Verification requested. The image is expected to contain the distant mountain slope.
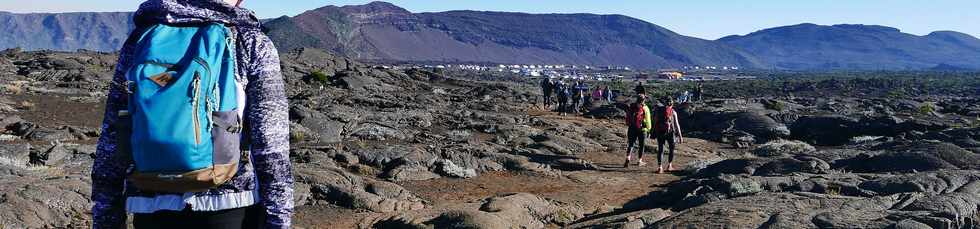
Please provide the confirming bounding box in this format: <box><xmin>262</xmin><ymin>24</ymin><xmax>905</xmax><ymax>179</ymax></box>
<box><xmin>0</xmin><ymin>11</ymin><xmax>134</xmax><ymax>51</ymax></box>
<box><xmin>262</xmin><ymin>2</ymin><xmax>764</xmax><ymax>68</ymax></box>
<box><xmin>3</xmin><ymin>2</ymin><xmax>980</xmax><ymax>71</ymax></box>
<box><xmin>719</xmin><ymin>23</ymin><xmax>980</xmax><ymax>70</ymax></box>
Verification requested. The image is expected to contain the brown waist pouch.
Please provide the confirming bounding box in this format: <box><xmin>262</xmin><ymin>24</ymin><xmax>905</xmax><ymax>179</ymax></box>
<box><xmin>128</xmin><ymin>162</ymin><xmax>239</xmax><ymax>193</ymax></box>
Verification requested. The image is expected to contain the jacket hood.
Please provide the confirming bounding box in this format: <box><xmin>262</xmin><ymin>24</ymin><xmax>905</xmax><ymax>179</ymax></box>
<box><xmin>134</xmin><ymin>0</ymin><xmax>260</xmax><ymax>28</ymax></box>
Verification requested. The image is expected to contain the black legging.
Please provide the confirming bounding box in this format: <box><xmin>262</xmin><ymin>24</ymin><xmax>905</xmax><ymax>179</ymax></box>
<box><xmin>657</xmin><ymin>133</ymin><xmax>675</xmax><ymax>165</ymax></box>
<box><xmin>572</xmin><ymin>96</ymin><xmax>581</xmax><ymax>112</ymax></box>
<box><xmin>626</xmin><ymin>128</ymin><xmax>645</xmax><ymax>159</ymax></box>
<box><xmin>134</xmin><ymin>205</ymin><xmax>265</xmax><ymax>229</ymax></box>
<box><xmin>557</xmin><ymin>93</ymin><xmax>568</xmax><ymax>112</ymax></box>
<box><xmin>543</xmin><ymin>92</ymin><xmax>552</xmax><ymax>107</ymax></box>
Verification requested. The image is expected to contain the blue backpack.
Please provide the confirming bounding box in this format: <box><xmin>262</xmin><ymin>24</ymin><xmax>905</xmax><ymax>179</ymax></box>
<box><xmin>116</xmin><ymin>23</ymin><xmax>245</xmax><ymax>193</ymax></box>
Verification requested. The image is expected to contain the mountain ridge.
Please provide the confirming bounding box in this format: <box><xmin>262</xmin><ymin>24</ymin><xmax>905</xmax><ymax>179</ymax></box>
<box><xmin>719</xmin><ymin>23</ymin><xmax>980</xmax><ymax>70</ymax></box>
<box><xmin>262</xmin><ymin>2</ymin><xmax>764</xmax><ymax>69</ymax></box>
<box><xmin>2</xmin><ymin>2</ymin><xmax>979</xmax><ymax>70</ymax></box>
<box><xmin>0</xmin><ymin>11</ymin><xmax>134</xmax><ymax>52</ymax></box>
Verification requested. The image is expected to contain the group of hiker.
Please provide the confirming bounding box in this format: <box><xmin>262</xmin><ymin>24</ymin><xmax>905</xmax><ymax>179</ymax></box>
<box><xmin>540</xmin><ymin>77</ymin><xmax>614</xmax><ymax>116</ymax></box>
<box><xmin>624</xmin><ymin>83</ymin><xmax>684</xmax><ymax>173</ymax></box>
<box><xmin>540</xmin><ymin>77</ymin><xmax>704</xmax><ymax>173</ymax></box>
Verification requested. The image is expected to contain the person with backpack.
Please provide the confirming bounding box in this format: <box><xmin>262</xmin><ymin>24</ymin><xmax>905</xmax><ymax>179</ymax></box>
<box><xmin>556</xmin><ymin>80</ymin><xmax>568</xmax><ymax>115</ymax></box>
<box><xmin>92</xmin><ymin>0</ymin><xmax>293</xmax><ymax>228</ymax></box>
<box><xmin>634</xmin><ymin>81</ymin><xmax>647</xmax><ymax>96</ymax></box>
<box><xmin>540</xmin><ymin>77</ymin><xmax>553</xmax><ymax>109</ymax></box>
<box><xmin>571</xmin><ymin>81</ymin><xmax>583</xmax><ymax>114</ymax></box>
<box><xmin>592</xmin><ymin>86</ymin><xmax>603</xmax><ymax>102</ymax></box>
<box><xmin>576</xmin><ymin>81</ymin><xmax>589</xmax><ymax>108</ymax></box>
<box><xmin>624</xmin><ymin>95</ymin><xmax>652</xmax><ymax>167</ymax></box>
<box><xmin>605</xmin><ymin>86</ymin><xmax>614</xmax><ymax>102</ymax></box>
<box><xmin>694</xmin><ymin>81</ymin><xmax>704</xmax><ymax>102</ymax></box>
<box><xmin>652</xmin><ymin>97</ymin><xmax>683</xmax><ymax>173</ymax></box>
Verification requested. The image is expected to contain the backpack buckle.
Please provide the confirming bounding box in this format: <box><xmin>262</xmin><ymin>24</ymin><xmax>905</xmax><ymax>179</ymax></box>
<box><xmin>227</xmin><ymin>125</ymin><xmax>242</xmax><ymax>133</ymax></box>
<box><xmin>114</xmin><ymin>80</ymin><xmax>136</xmax><ymax>94</ymax></box>
<box><xmin>157</xmin><ymin>174</ymin><xmax>183</xmax><ymax>180</ymax></box>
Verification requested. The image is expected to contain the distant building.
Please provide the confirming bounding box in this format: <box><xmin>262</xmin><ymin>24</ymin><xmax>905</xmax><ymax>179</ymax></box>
<box><xmin>658</xmin><ymin>70</ymin><xmax>684</xmax><ymax>79</ymax></box>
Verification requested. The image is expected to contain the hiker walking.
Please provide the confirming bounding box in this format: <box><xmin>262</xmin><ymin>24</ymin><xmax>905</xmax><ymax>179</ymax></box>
<box><xmin>624</xmin><ymin>95</ymin><xmax>652</xmax><ymax>167</ymax></box>
<box><xmin>693</xmin><ymin>81</ymin><xmax>704</xmax><ymax>102</ymax></box>
<box><xmin>592</xmin><ymin>86</ymin><xmax>603</xmax><ymax>102</ymax></box>
<box><xmin>540</xmin><ymin>77</ymin><xmax>553</xmax><ymax>109</ymax></box>
<box><xmin>556</xmin><ymin>80</ymin><xmax>569</xmax><ymax>115</ymax></box>
<box><xmin>652</xmin><ymin>97</ymin><xmax>683</xmax><ymax>173</ymax></box>
<box><xmin>677</xmin><ymin>91</ymin><xmax>691</xmax><ymax>104</ymax></box>
<box><xmin>571</xmin><ymin>81</ymin><xmax>585</xmax><ymax>114</ymax></box>
<box><xmin>92</xmin><ymin>0</ymin><xmax>293</xmax><ymax>228</ymax></box>
<box><xmin>605</xmin><ymin>86</ymin><xmax>613</xmax><ymax>102</ymax></box>
<box><xmin>634</xmin><ymin>81</ymin><xmax>647</xmax><ymax>96</ymax></box>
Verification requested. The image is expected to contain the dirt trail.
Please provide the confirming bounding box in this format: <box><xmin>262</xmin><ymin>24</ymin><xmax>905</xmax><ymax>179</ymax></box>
<box><xmin>298</xmin><ymin>108</ymin><xmax>729</xmax><ymax>228</ymax></box>
<box><xmin>10</xmin><ymin>94</ymin><xmax>105</xmax><ymax>128</ymax></box>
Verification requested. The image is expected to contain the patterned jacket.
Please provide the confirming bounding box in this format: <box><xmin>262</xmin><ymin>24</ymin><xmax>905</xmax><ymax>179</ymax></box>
<box><xmin>91</xmin><ymin>0</ymin><xmax>293</xmax><ymax>228</ymax></box>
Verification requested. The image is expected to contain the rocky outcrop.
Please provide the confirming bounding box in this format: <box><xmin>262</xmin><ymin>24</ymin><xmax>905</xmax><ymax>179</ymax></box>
<box><xmin>373</xmin><ymin>193</ymin><xmax>584</xmax><ymax>228</ymax></box>
<box><xmin>838</xmin><ymin>142</ymin><xmax>980</xmax><ymax>173</ymax></box>
<box><xmin>684</xmin><ymin>109</ymin><xmax>790</xmax><ymax>143</ymax></box>
<box><xmin>3</xmin><ymin>48</ymin><xmax>980</xmax><ymax>228</ymax></box>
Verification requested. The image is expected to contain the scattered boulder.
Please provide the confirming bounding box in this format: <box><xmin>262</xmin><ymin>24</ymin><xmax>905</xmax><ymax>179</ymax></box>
<box><xmin>0</xmin><ymin>175</ymin><xmax>93</xmax><ymax>228</ymax></box>
<box><xmin>753</xmin><ymin>140</ymin><xmax>816</xmax><ymax>157</ymax></box>
<box><xmin>350</xmin><ymin>123</ymin><xmax>406</xmax><ymax>141</ymax></box>
<box><xmin>686</xmin><ymin>110</ymin><xmax>790</xmax><ymax>143</ymax></box>
<box><xmin>24</xmin><ymin>126</ymin><xmax>77</xmax><ymax>142</ymax></box>
<box><xmin>842</xmin><ymin>142</ymin><xmax>980</xmax><ymax>173</ymax></box>
<box><xmin>0</xmin><ymin>142</ymin><xmax>31</xmax><ymax>162</ymax></box>
<box><xmin>288</xmin><ymin>122</ymin><xmax>320</xmax><ymax>143</ymax></box>
<box><xmin>791</xmin><ymin>115</ymin><xmax>860</xmax><ymax>146</ymax></box>
<box><xmin>583</xmin><ymin>104</ymin><xmax>625</xmax><ymax>119</ymax></box>
<box><xmin>29</xmin><ymin>143</ymin><xmax>70</xmax><ymax>166</ymax></box>
<box><xmin>385</xmin><ymin>163</ymin><xmax>441</xmax><ymax>182</ymax></box>
<box><xmin>374</xmin><ymin>193</ymin><xmax>584</xmax><ymax>228</ymax></box>
<box><xmin>567</xmin><ymin>208</ymin><xmax>672</xmax><ymax>229</ymax></box>
<box><xmin>296</xmin><ymin>164</ymin><xmax>425</xmax><ymax>213</ymax></box>
<box><xmin>289</xmin><ymin>106</ymin><xmax>345</xmax><ymax>143</ymax></box>
<box><xmin>859</xmin><ymin>170</ymin><xmax>980</xmax><ymax>196</ymax></box>
<box><xmin>438</xmin><ymin>159</ymin><xmax>478</xmax><ymax>179</ymax></box>
<box><xmin>654</xmin><ymin>192</ymin><xmax>902</xmax><ymax>228</ymax></box>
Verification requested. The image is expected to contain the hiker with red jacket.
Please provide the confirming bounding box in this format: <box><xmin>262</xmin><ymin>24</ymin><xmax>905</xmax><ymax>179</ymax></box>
<box><xmin>624</xmin><ymin>95</ymin><xmax>652</xmax><ymax>167</ymax></box>
<box><xmin>652</xmin><ymin>96</ymin><xmax>683</xmax><ymax>173</ymax></box>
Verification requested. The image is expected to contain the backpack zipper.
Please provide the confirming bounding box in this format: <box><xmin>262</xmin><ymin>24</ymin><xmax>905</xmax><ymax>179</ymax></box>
<box><xmin>193</xmin><ymin>57</ymin><xmax>216</xmax><ymax>132</ymax></box>
<box><xmin>144</xmin><ymin>61</ymin><xmax>174</xmax><ymax>69</ymax></box>
<box><xmin>194</xmin><ymin>57</ymin><xmax>211</xmax><ymax>78</ymax></box>
<box><xmin>192</xmin><ymin>72</ymin><xmax>202</xmax><ymax>145</ymax></box>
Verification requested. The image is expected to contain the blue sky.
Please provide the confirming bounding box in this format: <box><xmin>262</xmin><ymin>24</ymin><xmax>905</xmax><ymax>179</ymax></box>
<box><xmin>3</xmin><ymin>0</ymin><xmax>977</xmax><ymax>40</ymax></box>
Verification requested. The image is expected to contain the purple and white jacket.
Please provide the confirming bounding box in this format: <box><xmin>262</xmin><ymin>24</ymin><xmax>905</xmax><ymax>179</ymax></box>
<box><xmin>91</xmin><ymin>0</ymin><xmax>293</xmax><ymax>228</ymax></box>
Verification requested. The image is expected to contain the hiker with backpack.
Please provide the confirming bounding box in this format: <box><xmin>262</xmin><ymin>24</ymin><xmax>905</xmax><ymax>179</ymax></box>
<box><xmin>556</xmin><ymin>80</ymin><xmax>569</xmax><ymax>115</ymax></box>
<box><xmin>652</xmin><ymin>96</ymin><xmax>683</xmax><ymax>173</ymax></box>
<box><xmin>624</xmin><ymin>95</ymin><xmax>652</xmax><ymax>167</ymax></box>
<box><xmin>571</xmin><ymin>81</ymin><xmax>584</xmax><ymax>114</ymax></box>
<box><xmin>694</xmin><ymin>81</ymin><xmax>704</xmax><ymax>102</ymax></box>
<box><xmin>605</xmin><ymin>86</ymin><xmax>614</xmax><ymax>102</ymax></box>
<box><xmin>576</xmin><ymin>81</ymin><xmax>589</xmax><ymax>106</ymax></box>
<box><xmin>592</xmin><ymin>86</ymin><xmax>603</xmax><ymax>102</ymax></box>
<box><xmin>634</xmin><ymin>81</ymin><xmax>647</xmax><ymax>96</ymax></box>
<box><xmin>92</xmin><ymin>0</ymin><xmax>293</xmax><ymax>228</ymax></box>
<box><xmin>541</xmin><ymin>77</ymin><xmax>553</xmax><ymax>109</ymax></box>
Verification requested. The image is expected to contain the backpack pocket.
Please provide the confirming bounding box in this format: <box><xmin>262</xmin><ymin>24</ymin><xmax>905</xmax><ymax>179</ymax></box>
<box><xmin>113</xmin><ymin>110</ymin><xmax>133</xmax><ymax>163</ymax></box>
<box><xmin>209</xmin><ymin>110</ymin><xmax>242</xmax><ymax>184</ymax></box>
